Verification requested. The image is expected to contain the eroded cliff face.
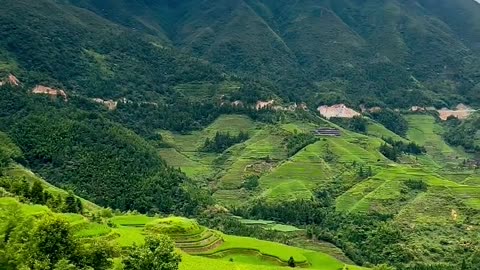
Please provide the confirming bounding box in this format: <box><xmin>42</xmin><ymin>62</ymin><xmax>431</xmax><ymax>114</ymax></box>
<box><xmin>317</xmin><ymin>104</ymin><xmax>360</xmax><ymax>119</ymax></box>
<box><xmin>0</xmin><ymin>74</ymin><xmax>20</xmax><ymax>87</ymax></box>
<box><xmin>437</xmin><ymin>104</ymin><xmax>477</xmax><ymax>121</ymax></box>
<box><xmin>32</xmin><ymin>85</ymin><xmax>68</xmax><ymax>101</ymax></box>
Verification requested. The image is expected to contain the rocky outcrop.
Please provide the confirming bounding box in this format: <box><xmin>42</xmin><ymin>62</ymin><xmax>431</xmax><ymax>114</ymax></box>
<box><xmin>92</xmin><ymin>98</ymin><xmax>118</xmax><ymax>110</ymax></box>
<box><xmin>32</xmin><ymin>85</ymin><xmax>68</xmax><ymax>101</ymax></box>
<box><xmin>0</xmin><ymin>74</ymin><xmax>20</xmax><ymax>87</ymax></box>
<box><xmin>318</xmin><ymin>104</ymin><xmax>360</xmax><ymax>119</ymax></box>
<box><xmin>437</xmin><ymin>104</ymin><xmax>476</xmax><ymax>121</ymax></box>
<box><xmin>256</xmin><ymin>100</ymin><xmax>275</xmax><ymax>110</ymax></box>
<box><xmin>231</xmin><ymin>100</ymin><xmax>244</xmax><ymax>107</ymax></box>
<box><xmin>360</xmin><ymin>105</ymin><xmax>381</xmax><ymax>113</ymax></box>
<box><xmin>273</xmin><ymin>102</ymin><xmax>308</xmax><ymax>112</ymax></box>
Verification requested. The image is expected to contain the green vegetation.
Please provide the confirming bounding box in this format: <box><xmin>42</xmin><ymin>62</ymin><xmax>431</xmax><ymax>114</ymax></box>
<box><xmin>284</xmin><ymin>132</ymin><xmax>318</xmax><ymax>157</ymax></box>
<box><xmin>0</xmin><ymin>88</ymin><xmax>206</xmax><ymax>215</ymax></box>
<box><xmin>330</xmin><ymin>116</ymin><xmax>368</xmax><ymax>134</ymax></box>
<box><xmin>443</xmin><ymin>113</ymin><xmax>480</xmax><ymax>152</ymax></box>
<box><xmin>369</xmin><ymin>110</ymin><xmax>409</xmax><ymax>137</ymax></box>
<box><xmin>0</xmin><ymin>193</ymin><xmax>365</xmax><ymax>270</ymax></box>
<box><xmin>145</xmin><ymin>217</ymin><xmax>201</xmax><ymax>235</ymax></box>
<box><xmin>0</xmin><ymin>0</ymin><xmax>480</xmax><ymax>269</ymax></box>
<box><xmin>123</xmin><ymin>234</ymin><xmax>181</xmax><ymax>270</ymax></box>
<box><xmin>201</xmin><ymin>131</ymin><xmax>250</xmax><ymax>153</ymax></box>
<box><xmin>379</xmin><ymin>137</ymin><xmax>426</xmax><ymax>161</ymax></box>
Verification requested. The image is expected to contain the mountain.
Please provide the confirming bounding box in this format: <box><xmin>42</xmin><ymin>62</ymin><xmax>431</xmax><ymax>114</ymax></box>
<box><xmin>1</xmin><ymin>0</ymin><xmax>480</xmax><ymax>108</ymax></box>
<box><xmin>63</xmin><ymin>0</ymin><xmax>480</xmax><ymax>107</ymax></box>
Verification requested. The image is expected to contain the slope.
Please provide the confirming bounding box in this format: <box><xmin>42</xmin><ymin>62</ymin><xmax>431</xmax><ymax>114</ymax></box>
<box><xmin>64</xmin><ymin>0</ymin><xmax>480</xmax><ymax>106</ymax></box>
<box><xmin>0</xmin><ymin>158</ymin><xmax>367</xmax><ymax>270</ymax></box>
<box><xmin>0</xmin><ymin>85</ymin><xmax>202</xmax><ymax>215</ymax></box>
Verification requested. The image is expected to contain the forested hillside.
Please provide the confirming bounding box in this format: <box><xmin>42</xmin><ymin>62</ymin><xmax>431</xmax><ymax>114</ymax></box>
<box><xmin>0</xmin><ymin>0</ymin><xmax>479</xmax><ymax>108</ymax></box>
<box><xmin>0</xmin><ymin>86</ymin><xmax>206</xmax><ymax>215</ymax></box>
<box><xmin>65</xmin><ymin>0</ymin><xmax>480</xmax><ymax>107</ymax></box>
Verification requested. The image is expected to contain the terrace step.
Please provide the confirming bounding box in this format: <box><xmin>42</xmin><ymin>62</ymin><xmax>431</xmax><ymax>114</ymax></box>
<box><xmin>175</xmin><ymin>231</ymin><xmax>221</xmax><ymax>248</ymax></box>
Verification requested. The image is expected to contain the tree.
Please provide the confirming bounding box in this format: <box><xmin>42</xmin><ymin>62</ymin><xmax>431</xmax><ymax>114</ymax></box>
<box><xmin>29</xmin><ymin>180</ymin><xmax>45</xmax><ymax>204</ymax></box>
<box><xmin>370</xmin><ymin>109</ymin><xmax>408</xmax><ymax>137</ymax></box>
<box><xmin>5</xmin><ymin>214</ymin><xmax>77</xmax><ymax>269</ymax></box>
<box><xmin>288</xmin><ymin>256</ymin><xmax>296</xmax><ymax>268</ymax></box>
<box><xmin>373</xmin><ymin>264</ymin><xmax>396</xmax><ymax>270</ymax></box>
<box><xmin>349</xmin><ymin>116</ymin><xmax>367</xmax><ymax>133</ymax></box>
<box><xmin>64</xmin><ymin>190</ymin><xmax>82</xmax><ymax>213</ymax></box>
<box><xmin>54</xmin><ymin>259</ymin><xmax>78</xmax><ymax>270</ymax></box>
<box><xmin>2</xmin><ymin>212</ymin><xmax>116</xmax><ymax>270</ymax></box>
<box><xmin>124</xmin><ymin>234</ymin><xmax>181</xmax><ymax>270</ymax></box>
<box><xmin>243</xmin><ymin>175</ymin><xmax>259</xmax><ymax>191</ymax></box>
<box><xmin>0</xmin><ymin>150</ymin><xmax>9</xmax><ymax>170</ymax></box>
<box><xmin>74</xmin><ymin>239</ymin><xmax>116</xmax><ymax>270</ymax></box>
<box><xmin>75</xmin><ymin>198</ymin><xmax>83</xmax><ymax>214</ymax></box>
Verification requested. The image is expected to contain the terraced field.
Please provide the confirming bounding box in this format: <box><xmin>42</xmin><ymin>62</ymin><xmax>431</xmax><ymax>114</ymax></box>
<box><xmin>3</xmin><ymin>111</ymin><xmax>479</xmax><ymax>269</ymax></box>
<box><xmin>0</xmin><ymin>198</ymin><xmax>365</xmax><ymax>270</ymax></box>
<box><xmin>405</xmin><ymin>114</ymin><xmax>471</xmax><ymax>167</ymax></box>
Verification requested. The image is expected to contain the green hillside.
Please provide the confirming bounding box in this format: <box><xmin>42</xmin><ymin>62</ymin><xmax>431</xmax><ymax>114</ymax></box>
<box><xmin>0</xmin><ymin>162</ymin><xmax>365</xmax><ymax>270</ymax></box>
<box><xmin>63</xmin><ymin>0</ymin><xmax>480</xmax><ymax>107</ymax></box>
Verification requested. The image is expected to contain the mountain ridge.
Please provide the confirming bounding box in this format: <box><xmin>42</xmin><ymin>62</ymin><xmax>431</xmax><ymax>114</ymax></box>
<box><xmin>6</xmin><ymin>0</ymin><xmax>478</xmax><ymax>108</ymax></box>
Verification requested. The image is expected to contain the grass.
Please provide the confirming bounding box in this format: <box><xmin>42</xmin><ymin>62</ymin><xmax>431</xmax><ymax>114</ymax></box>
<box><xmin>237</xmin><ymin>219</ymin><xmax>276</xmax><ymax>225</ymax></box>
<box><xmin>405</xmin><ymin>115</ymin><xmax>470</xmax><ymax>166</ymax></box>
<box><xmin>336</xmin><ymin>165</ymin><xmax>464</xmax><ymax>213</ymax></box>
<box><xmin>0</xmin><ymin>197</ymin><xmax>49</xmax><ymax>216</ymax></box>
<box><xmin>180</xmin><ymin>252</ymin><xmax>292</xmax><ymax>270</ymax></box>
<box><xmin>159</xmin><ymin>114</ymin><xmax>261</xmax><ymax>190</ymax></box>
<box><xmin>75</xmin><ymin>223</ymin><xmax>111</xmax><ymax>238</ymax></box>
<box><xmin>203</xmin><ymin>234</ymin><xmax>365</xmax><ymax>270</ymax></box>
<box><xmin>160</xmin><ymin>114</ymin><xmax>257</xmax><ymax>153</ymax></box>
<box><xmin>237</xmin><ymin>218</ymin><xmax>302</xmax><ymax>232</ymax></box>
<box><xmin>112</xmin><ymin>226</ymin><xmax>145</xmax><ymax>247</ymax></box>
<box><xmin>366</xmin><ymin>118</ymin><xmax>406</xmax><ymax>142</ymax></box>
<box><xmin>217</xmin><ymin>127</ymin><xmax>287</xmax><ymax>191</ymax></box>
<box><xmin>158</xmin><ymin>148</ymin><xmax>214</xmax><ymax>179</ymax></box>
<box><xmin>146</xmin><ymin>217</ymin><xmax>201</xmax><ymax>235</ymax></box>
<box><xmin>0</xmin><ymin>193</ymin><xmax>367</xmax><ymax>270</ymax></box>
<box><xmin>110</xmin><ymin>215</ymin><xmax>157</xmax><ymax>227</ymax></box>
<box><xmin>268</xmin><ymin>224</ymin><xmax>303</xmax><ymax>232</ymax></box>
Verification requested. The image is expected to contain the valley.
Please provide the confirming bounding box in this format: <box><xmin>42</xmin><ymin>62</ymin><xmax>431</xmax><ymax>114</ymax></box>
<box><xmin>1</xmin><ymin>0</ymin><xmax>480</xmax><ymax>269</ymax></box>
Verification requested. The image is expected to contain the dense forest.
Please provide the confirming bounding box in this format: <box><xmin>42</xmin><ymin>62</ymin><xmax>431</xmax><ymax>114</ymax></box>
<box><xmin>443</xmin><ymin>114</ymin><xmax>480</xmax><ymax>153</ymax></box>
<box><xmin>1</xmin><ymin>0</ymin><xmax>480</xmax><ymax>108</ymax></box>
<box><xmin>0</xmin><ymin>86</ymin><xmax>208</xmax><ymax>215</ymax></box>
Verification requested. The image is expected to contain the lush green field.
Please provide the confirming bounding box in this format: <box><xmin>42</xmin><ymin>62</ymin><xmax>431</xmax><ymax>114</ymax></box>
<box><xmin>0</xmin><ymin>195</ymin><xmax>365</xmax><ymax>270</ymax></box>
<box><xmin>405</xmin><ymin>114</ymin><xmax>471</xmax><ymax>166</ymax></box>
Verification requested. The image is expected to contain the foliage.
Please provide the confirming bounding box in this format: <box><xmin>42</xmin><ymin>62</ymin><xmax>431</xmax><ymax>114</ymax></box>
<box><xmin>0</xmin><ymin>213</ymin><xmax>114</xmax><ymax>270</ymax></box>
<box><xmin>403</xmin><ymin>180</ymin><xmax>428</xmax><ymax>192</ymax></box>
<box><xmin>443</xmin><ymin>114</ymin><xmax>480</xmax><ymax>153</ymax></box>
<box><xmin>370</xmin><ymin>110</ymin><xmax>408</xmax><ymax>137</ymax></box>
<box><xmin>284</xmin><ymin>133</ymin><xmax>318</xmax><ymax>157</ymax></box>
<box><xmin>288</xmin><ymin>256</ymin><xmax>295</xmax><ymax>268</ymax></box>
<box><xmin>380</xmin><ymin>138</ymin><xmax>426</xmax><ymax>161</ymax></box>
<box><xmin>197</xmin><ymin>210</ymin><xmax>291</xmax><ymax>245</ymax></box>
<box><xmin>0</xmin><ymin>178</ymin><xmax>83</xmax><ymax>214</ymax></box>
<box><xmin>123</xmin><ymin>234</ymin><xmax>181</xmax><ymax>270</ymax></box>
<box><xmin>242</xmin><ymin>175</ymin><xmax>260</xmax><ymax>191</ymax></box>
<box><xmin>330</xmin><ymin>116</ymin><xmax>367</xmax><ymax>134</ymax></box>
<box><xmin>201</xmin><ymin>131</ymin><xmax>249</xmax><ymax>153</ymax></box>
<box><xmin>145</xmin><ymin>217</ymin><xmax>200</xmax><ymax>235</ymax></box>
<box><xmin>0</xmin><ymin>88</ymin><xmax>206</xmax><ymax>215</ymax></box>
